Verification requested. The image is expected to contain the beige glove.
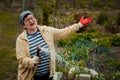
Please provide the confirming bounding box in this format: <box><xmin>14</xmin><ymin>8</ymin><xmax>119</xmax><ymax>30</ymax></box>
<box><xmin>31</xmin><ymin>56</ymin><xmax>40</xmax><ymax>65</ymax></box>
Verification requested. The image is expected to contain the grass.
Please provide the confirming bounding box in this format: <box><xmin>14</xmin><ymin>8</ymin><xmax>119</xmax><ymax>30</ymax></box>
<box><xmin>0</xmin><ymin>48</ymin><xmax>18</xmax><ymax>80</ymax></box>
<box><xmin>0</xmin><ymin>11</ymin><xmax>18</xmax><ymax>25</ymax></box>
<box><xmin>0</xmin><ymin>10</ymin><xmax>18</xmax><ymax>80</ymax></box>
<box><xmin>0</xmin><ymin>11</ymin><xmax>19</xmax><ymax>36</ymax></box>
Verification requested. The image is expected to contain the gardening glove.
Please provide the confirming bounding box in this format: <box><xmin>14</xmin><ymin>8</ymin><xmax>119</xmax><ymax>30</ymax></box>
<box><xmin>79</xmin><ymin>16</ymin><xmax>93</xmax><ymax>26</ymax></box>
<box><xmin>31</xmin><ymin>56</ymin><xmax>40</xmax><ymax>65</ymax></box>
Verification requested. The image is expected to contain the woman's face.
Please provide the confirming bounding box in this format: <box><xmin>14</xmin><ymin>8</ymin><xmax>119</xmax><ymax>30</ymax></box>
<box><xmin>23</xmin><ymin>14</ymin><xmax>37</xmax><ymax>31</ymax></box>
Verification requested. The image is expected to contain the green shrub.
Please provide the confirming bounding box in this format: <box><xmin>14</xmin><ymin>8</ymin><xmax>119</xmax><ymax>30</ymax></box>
<box><xmin>56</xmin><ymin>65</ymin><xmax>69</xmax><ymax>74</ymax></box>
<box><xmin>68</xmin><ymin>60</ymin><xmax>89</xmax><ymax>75</ymax></box>
<box><xmin>79</xmin><ymin>1</ymin><xmax>89</xmax><ymax>8</ymax></box>
<box><xmin>105</xmin><ymin>72</ymin><xmax>120</xmax><ymax>80</ymax></box>
<box><xmin>116</xmin><ymin>12</ymin><xmax>120</xmax><ymax>25</ymax></box>
<box><xmin>43</xmin><ymin>10</ymin><xmax>49</xmax><ymax>25</ymax></box>
<box><xmin>109</xmin><ymin>60</ymin><xmax>120</xmax><ymax>71</ymax></box>
<box><xmin>87</xmin><ymin>27</ymin><xmax>103</xmax><ymax>37</ymax></box>
<box><xmin>37</xmin><ymin>1</ymin><xmax>55</xmax><ymax>25</ymax></box>
<box><xmin>111</xmin><ymin>72</ymin><xmax>120</xmax><ymax>80</ymax></box>
<box><xmin>91</xmin><ymin>0</ymin><xmax>104</xmax><ymax>8</ymax></box>
<box><xmin>107</xmin><ymin>1</ymin><xmax>115</xmax><ymax>8</ymax></box>
<box><xmin>111</xmin><ymin>35</ymin><xmax>120</xmax><ymax>46</ymax></box>
<box><xmin>103</xmin><ymin>18</ymin><xmax>119</xmax><ymax>33</ymax></box>
<box><xmin>62</xmin><ymin>4</ymin><xmax>69</xmax><ymax>9</ymax></box>
<box><xmin>96</xmin><ymin>12</ymin><xmax>109</xmax><ymax>25</ymax></box>
<box><xmin>58</xmin><ymin>31</ymin><xmax>102</xmax><ymax>47</ymax></box>
<box><xmin>58</xmin><ymin>33</ymin><xmax>83</xmax><ymax>47</ymax></box>
<box><xmin>92</xmin><ymin>73</ymin><xmax>105</xmax><ymax>80</ymax></box>
<box><xmin>88</xmin><ymin>28</ymin><xmax>99</xmax><ymax>33</ymax></box>
<box><xmin>97</xmin><ymin>37</ymin><xmax>111</xmax><ymax>47</ymax></box>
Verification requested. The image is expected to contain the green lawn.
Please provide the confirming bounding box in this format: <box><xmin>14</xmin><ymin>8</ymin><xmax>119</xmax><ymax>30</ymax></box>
<box><xmin>0</xmin><ymin>11</ymin><xmax>19</xmax><ymax>80</ymax></box>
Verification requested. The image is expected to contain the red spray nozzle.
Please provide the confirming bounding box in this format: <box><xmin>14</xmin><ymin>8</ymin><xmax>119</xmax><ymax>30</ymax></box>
<box><xmin>37</xmin><ymin>46</ymin><xmax>41</xmax><ymax>50</ymax></box>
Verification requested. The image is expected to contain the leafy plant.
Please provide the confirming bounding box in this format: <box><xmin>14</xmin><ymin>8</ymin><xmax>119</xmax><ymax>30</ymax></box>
<box><xmin>58</xmin><ymin>32</ymin><xmax>102</xmax><ymax>47</ymax></box>
<box><xmin>67</xmin><ymin>60</ymin><xmax>89</xmax><ymax>75</ymax></box>
<box><xmin>116</xmin><ymin>12</ymin><xmax>120</xmax><ymax>25</ymax></box>
<box><xmin>91</xmin><ymin>0</ymin><xmax>104</xmax><ymax>8</ymax></box>
<box><xmin>107</xmin><ymin>1</ymin><xmax>114</xmax><ymax>8</ymax></box>
<box><xmin>37</xmin><ymin>1</ymin><xmax>55</xmax><ymax>25</ymax></box>
<box><xmin>97</xmin><ymin>37</ymin><xmax>111</xmax><ymax>47</ymax></box>
<box><xmin>96</xmin><ymin>12</ymin><xmax>108</xmax><ymax>25</ymax></box>
<box><xmin>56</xmin><ymin>65</ymin><xmax>69</xmax><ymax>74</ymax></box>
<box><xmin>111</xmin><ymin>72</ymin><xmax>120</xmax><ymax>80</ymax></box>
<box><xmin>111</xmin><ymin>35</ymin><xmax>120</xmax><ymax>46</ymax></box>
<box><xmin>79</xmin><ymin>1</ymin><xmax>89</xmax><ymax>8</ymax></box>
<box><xmin>92</xmin><ymin>73</ymin><xmax>105</xmax><ymax>80</ymax></box>
<box><xmin>109</xmin><ymin>60</ymin><xmax>120</xmax><ymax>71</ymax></box>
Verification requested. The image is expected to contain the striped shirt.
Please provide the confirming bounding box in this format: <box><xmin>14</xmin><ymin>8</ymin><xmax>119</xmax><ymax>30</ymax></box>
<box><xmin>27</xmin><ymin>29</ymin><xmax>50</xmax><ymax>76</ymax></box>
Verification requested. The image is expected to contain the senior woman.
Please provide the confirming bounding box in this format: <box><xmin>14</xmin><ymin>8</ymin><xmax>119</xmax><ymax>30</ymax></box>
<box><xmin>16</xmin><ymin>10</ymin><xmax>92</xmax><ymax>80</ymax></box>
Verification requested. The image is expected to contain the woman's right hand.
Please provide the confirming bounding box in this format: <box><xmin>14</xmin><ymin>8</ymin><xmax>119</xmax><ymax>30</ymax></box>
<box><xmin>31</xmin><ymin>56</ymin><xmax>40</xmax><ymax>65</ymax></box>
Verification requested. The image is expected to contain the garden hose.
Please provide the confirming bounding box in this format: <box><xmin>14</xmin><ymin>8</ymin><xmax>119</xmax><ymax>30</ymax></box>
<box><xmin>30</xmin><ymin>46</ymin><xmax>41</xmax><ymax>80</ymax></box>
